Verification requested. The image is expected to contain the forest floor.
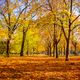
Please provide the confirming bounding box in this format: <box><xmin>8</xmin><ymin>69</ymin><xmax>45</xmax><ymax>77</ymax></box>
<box><xmin>0</xmin><ymin>56</ymin><xmax>80</xmax><ymax>80</ymax></box>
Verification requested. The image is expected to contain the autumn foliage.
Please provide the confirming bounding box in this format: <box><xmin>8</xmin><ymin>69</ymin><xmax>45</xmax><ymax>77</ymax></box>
<box><xmin>0</xmin><ymin>0</ymin><xmax>80</xmax><ymax>79</ymax></box>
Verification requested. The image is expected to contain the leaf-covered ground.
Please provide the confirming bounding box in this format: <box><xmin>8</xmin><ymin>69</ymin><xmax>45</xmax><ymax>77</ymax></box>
<box><xmin>0</xmin><ymin>56</ymin><xmax>80</xmax><ymax>80</ymax></box>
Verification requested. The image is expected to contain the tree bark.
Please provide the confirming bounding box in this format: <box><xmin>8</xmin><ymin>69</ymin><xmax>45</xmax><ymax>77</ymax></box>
<box><xmin>47</xmin><ymin>47</ymin><xmax>49</xmax><ymax>55</ymax></box>
<box><xmin>20</xmin><ymin>28</ymin><xmax>26</xmax><ymax>56</ymax></box>
<box><xmin>73</xmin><ymin>43</ymin><xmax>77</xmax><ymax>55</ymax></box>
<box><xmin>74</xmin><ymin>44</ymin><xmax>77</xmax><ymax>55</ymax></box>
<box><xmin>26</xmin><ymin>41</ymin><xmax>29</xmax><ymax>56</ymax></box>
<box><xmin>60</xmin><ymin>47</ymin><xmax>62</xmax><ymax>56</ymax></box>
<box><xmin>49</xmin><ymin>43</ymin><xmax>52</xmax><ymax>56</ymax></box>
<box><xmin>55</xmin><ymin>43</ymin><xmax>58</xmax><ymax>58</ymax></box>
<box><xmin>64</xmin><ymin>45</ymin><xmax>66</xmax><ymax>55</ymax></box>
<box><xmin>65</xmin><ymin>38</ymin><xmax>69</xmax><ymax>61</ymax></box>
<box><xmin>6</xmin><ymin>31</ymin><xmax>11</xmax><ymax>57</ymax></box>
<box><xmin>53</xmin><ymin>23</ymin><xmax>56</xmax><ymax>57</ymax></box>
<box><xmin>53</xmin><ymin>41</ymin><xmax>55</xmax><ymax>57</ymax></box>
<box><xmin>6</xmin><ymin>39</ymin><xmax>10</xmax><ymax>57</ymax></box>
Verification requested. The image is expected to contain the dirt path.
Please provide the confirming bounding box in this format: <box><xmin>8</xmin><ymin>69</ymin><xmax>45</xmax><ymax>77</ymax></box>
<box><xmin>0</xmin><ymin>57</ymin><xmax>80</xmax><ymax>80</ymax></box>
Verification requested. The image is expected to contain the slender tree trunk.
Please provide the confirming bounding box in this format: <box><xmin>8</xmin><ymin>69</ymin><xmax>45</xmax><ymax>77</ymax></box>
<box><xmin>6</xmin><ymin>39</ymin><xmax>10</xmax><ymax>57</ymax></box>
<box><xmin>65</xmin><ymin>1</ymin><xmax>72</xmax><ymax>60</ymax></box>
<box><xmin>53</xmin><ymin>42</ymin><xmax>55</xmax><ymax>57</ymax></box>
<box><xmin>20</xmin><ymin>28</ymin><xmax>26</xmax><ymax>56</ymax></box>
<box><xmin>74</xmin><ymin>43</ymin><xmax>77</xmax><ymax>55</ymax></box>
<box><xmin>74</xmin><ymin>45</ymin><xmax>77</xmax><ymax>55</ymax></box>
<box><xmin>47</xmin><ymin>47</ymin><xmax>49</xmax><ymax>55</ymax></box>
<box><xmin>55</xmin><ymin>43</ymin><xmax>58</xmax><ymax>58</ymax></box>
<box><xmin>26</xmin><ymin>41</ymin><xmax>29</xmax><ymax>56</ymax></box>
<box><xmin>53</xmin><ymin>23</ymin><xmax>56</xmax><ymax>57</ymax></box>
<box><xmin>60</xmin><ymin>47</ymin><xmax>62</xmax><ymax>56</ymax></box>
<box><xmin>65</xmin><ymin>38</ymin><xmax>69</xmax><ymax>61</ymax></box>
<box><xmin>49</xmin><ymin>43</ymin><xmax>52</xmax><ymax>56</ymax></box>
<box><xmin>26</xmin><ymin>50</ymin><xmax>28</xmax><ymax>55</ymax></box>
<box><xmin>6</xmin><ymin>32</ymin><xmax>11</xmax><ymax>57</ymax></box>
<box><xmin>6</xmin><ymin>0</ymin><xmax>11</xmax><ymax>57</ymax></box>
<box><xmin>64</xmin><ymin>45</ymin><xmax>66</xmax><ymax>55</ymax></box>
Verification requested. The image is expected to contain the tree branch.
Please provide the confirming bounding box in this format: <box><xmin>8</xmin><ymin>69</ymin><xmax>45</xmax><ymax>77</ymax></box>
<box><xmin>56</xmin><ymin>17</ymin><xmax>68</xmax><ymax>41</ymax></box>
<box><xmin>71</xmin><ymin>15</ymin><xmax>80</xmax><ymax>25</ymax></box>
<box><xmin>13</xmin><ymin>3</ymin><xmax>30</xmax><ymax>29</ymax></box>
<box><xmin>47</xmin><ymin>0</ymin><xmax>53</xmax><ymax>12</ymax></box>
<box><xmin>71</xmin><ymin>24</ymin><xmax>80</xmax><ymax>31</ymax></box>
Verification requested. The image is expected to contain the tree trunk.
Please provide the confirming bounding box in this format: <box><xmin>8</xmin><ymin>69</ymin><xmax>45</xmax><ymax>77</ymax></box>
<box><xmin>6</xmin><ymin>32</ymin><xmax>11</xmax><ymax>57</ymax></box>
<box><xmin>64</xmin><ymin>45</ymin><xmax>66</xmax><ymax>55</ymax></box>
<box><xmin>74</xmin><ymin>43</ymin><xmax>77</xmax><ymax>55</ymax></box>
<box><xmin>53</xmin><ymin>23</ymin><xmax>56</xmax><ymax>57</ymax></box>
<box><xmin>65</xmin><ymin>8</ymin><xmax>71</xmax><ymax>61</ymax></box>
<box><xmin>65</xmin><ymin>0</ymin><xmax>73</xmax><ymax>61</ymax></box>
<box><xmin>47</xmin><ymin>47</ymin><xmax>49</xmax><ymax>55</ymax></box>
<box><xmin>53</xmin><ymin>42</ymin><xmax>55</xmax><ymax>57</ymax></box>
<box><xmin>60</xmin><ymin>47</ymin><xmax>62</xmax><ymax>56</ymax></box>
<box><xmin>65</xmin><ymin>39</ymin><xmax>69</xmax><ymax>61</ymax></box>
<box><xmin>55</xmin><ymin>43</ymin><xmax>58</xmax><ymax>58</ymax></box>
<box><xmin>26</xmin><ymin>50</ymin><xmax>28</xmax><ymax>55</ymax></box>
<box><xmin>49</xmin><ymin>43</ymin><xmax>52</xmax><ymax>56</ymax></box>
<box><xmin>20</xmin><ymin>28</ymin><xmax>26</xmax><ymax>56</ymax></box>
<box><xmin>6</xmin><ymin>39</ymin><xmax>10</xmax><ymax>57</ymax></box>
<box><xmin>26</xmin><ymin>40</ymin><xmax>29</xmax><ymax>55</ymax></box>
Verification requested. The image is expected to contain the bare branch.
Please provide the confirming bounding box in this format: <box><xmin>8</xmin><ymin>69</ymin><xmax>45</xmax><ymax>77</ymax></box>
<box><xmin>71</xmin><ymin>15</ymin><xmax>80</xmax><ymax>25</ymax></box>
<box><xmin>56</xmin><ymin>17</ymin><xmax>68</xmax><ymax>41</ymax></box>
<box><xmin>13</xmin><ymin>3</ymin><xmax>30</xmax><ymax>28</ymax></box>
<box><xmin>71</xmin><ymin>24</ymin><xmax>80</xmax><ymax>31</ymax></box>
<box><xmin>47</xmin><ymin>0</ymin><xmax>53</xmax><ymax>11</ymax></box>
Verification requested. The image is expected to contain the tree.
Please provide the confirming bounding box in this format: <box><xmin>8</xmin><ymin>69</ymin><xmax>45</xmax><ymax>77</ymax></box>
<box><xmin>0</xmin><ymin>0</ymin><xmax>32</xmax><ymax>56</ymax></box>
<box><xmin>59</xmin><ymin>0</ymin><xmax>80</xmax><ymax>61</ymax></box>
<box><xmin>0</xmin><ymin>0</ymin><xmax>42</xmax><ymax>57</ymax></box>
<box><xmin>20</xmin><ymin>20</ymin><xmax>29</xmax><ymax>56</ymax></box>
<box><xmin>43</xmin><ymin>0</ymin><xmax>62</xmax><ymax>58</ymax></box>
